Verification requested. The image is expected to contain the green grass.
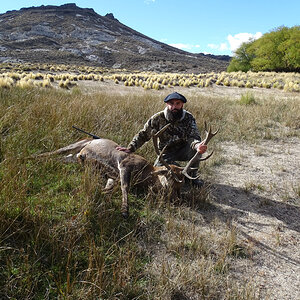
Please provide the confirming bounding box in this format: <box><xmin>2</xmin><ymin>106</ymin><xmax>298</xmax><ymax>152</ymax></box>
<box><xmin>0</xmin><ymin>83</ymin><xmax>298</xmax><ymax>299</ymax></box>
<box><xmin>239</xmin><ymin>92</ymin><xmax>257</xmax><ymax>105</ymax></box>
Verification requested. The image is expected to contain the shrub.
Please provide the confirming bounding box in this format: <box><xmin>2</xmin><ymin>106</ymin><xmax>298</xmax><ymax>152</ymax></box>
<box><xmin>42</xmin><ymin>79</ymin><xmax>52</xmax><ymax>88</ymax></box>
<box><xmin>245</xmin><ymin>81</ymin><xmax>253</xmax><ymax>88</ymax></box>
<box><xmin>239</xmin><ymin>92</ymin><xmax>257</xmax><ymax>105</ymax></box>
<box><xmin>16</xmin><ymin>78</ymin><xmax>34</xmax><ymax>88</ymax></box>
<box><xmin>0</xmin><ymin>77</ymin><xmax>14</xmax><ymax>88</ymax></box>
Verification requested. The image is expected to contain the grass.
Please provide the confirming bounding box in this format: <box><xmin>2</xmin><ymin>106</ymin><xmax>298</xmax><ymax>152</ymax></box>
<box><xmin>1</xmin><ymin>62</ymin><xmax>300</xmax><ymax>91</ymax></box>
<box><xmin>0</xmin><ymin>82</ymin><xmax>298</xmax><ymax>299</ymax></box>
<box><xmin>239</xmin><ymin>92</ymin><xmax>257</xmax><ymax>105</ymax></box>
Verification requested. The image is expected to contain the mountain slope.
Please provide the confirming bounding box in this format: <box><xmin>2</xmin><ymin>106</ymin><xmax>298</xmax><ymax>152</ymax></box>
<box><xmin>0</xmin><ymin>3</ymin><xmax>230</xmax><ymax>72</ymax></box>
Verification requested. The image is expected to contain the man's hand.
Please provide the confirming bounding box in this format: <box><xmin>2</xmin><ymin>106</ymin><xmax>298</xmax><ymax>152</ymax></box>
<box><xmin>116</xmin><ymin>146</ymin><xmax>131</xmax><ymax>153</ymax></box>
<box><xmin>197</xmin><ymin>142</ymin><xmax>207</xmax><ymax>154</ymax></box>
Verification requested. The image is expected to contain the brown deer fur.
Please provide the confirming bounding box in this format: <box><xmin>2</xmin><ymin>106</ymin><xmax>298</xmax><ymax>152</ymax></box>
<box><xmin>36</xmin><ymin>123</ymin><xmax>217</xmax><ymax>217</ymax></box>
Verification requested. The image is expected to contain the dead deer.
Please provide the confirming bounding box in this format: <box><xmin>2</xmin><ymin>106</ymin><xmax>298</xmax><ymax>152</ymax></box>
<box><xmin>36</xmin><ymin>122</ymin><xmax>218</xmax><ymax>218</ymax></box>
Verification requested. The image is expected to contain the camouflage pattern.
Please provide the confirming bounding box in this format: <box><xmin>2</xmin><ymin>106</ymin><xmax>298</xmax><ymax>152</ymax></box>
<box><xmin>127</xmin><ymin>108</ymin><xmax>202</xmax><ymax>153</ymax></box>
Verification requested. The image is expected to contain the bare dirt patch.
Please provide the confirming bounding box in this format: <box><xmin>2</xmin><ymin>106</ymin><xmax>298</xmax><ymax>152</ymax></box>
<box><xmin>211</xmin><ymin>138</ymin><xmax>300</xmax><ymax>299</ymax></box>
<box><xmin>145</xmin><ymin>137</ymin><xmax>299</xmax><ymax>299</ymax></box>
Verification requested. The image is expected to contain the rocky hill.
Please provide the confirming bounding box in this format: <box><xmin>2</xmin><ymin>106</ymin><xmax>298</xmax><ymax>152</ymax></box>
<box><xmin>0</xmin><ymin>3</ymin><xmax>231</xmax><ymax>73</ymax></box>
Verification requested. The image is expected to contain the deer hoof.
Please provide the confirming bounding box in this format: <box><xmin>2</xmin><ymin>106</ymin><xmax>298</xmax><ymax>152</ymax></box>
<box><xmin>122</xmin><ymin>208</ymin><xmax>129</xmax><ymax>219</ymax></box>
<box><xmin>104</xmin><ymin>178</ymin><xmax>115</xmax><ymax>191</ymax></box>
<box><xmin>122</xmin><ymin>211</ymin><xmax>129</xmax><ymax>219</ymax></box>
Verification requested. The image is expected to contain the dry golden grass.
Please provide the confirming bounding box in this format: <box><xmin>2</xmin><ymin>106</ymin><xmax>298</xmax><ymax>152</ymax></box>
<box><xmin>1</xmin><ymin>62</ymin><xmax>300</xmax><ymax>92</ymax></box>
<box><xmin>0</xmin><ymin>69</ymin><xmax>299</xmax><ymax>299</ymax></box>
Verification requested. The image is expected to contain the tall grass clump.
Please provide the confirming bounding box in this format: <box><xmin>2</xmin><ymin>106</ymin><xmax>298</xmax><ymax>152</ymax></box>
<box><xmin>239</xmin><ymin>92</ymin><xmax>257</xmax><ymax>105</ymax></box>
<box><xmin>0</xmin><ymin>76</ymin><xmax>14</xmax><ymax>88</ymax></box>
<box><xmin>1</xmin><ymin>84</ymin><xmax>298</xmax><ymax>298</ymax></box>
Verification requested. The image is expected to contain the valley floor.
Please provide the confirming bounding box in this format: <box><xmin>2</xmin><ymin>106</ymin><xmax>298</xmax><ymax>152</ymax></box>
<box><xmin>78</xmin><ymin>81</ymin><xmax>300</xmax><ymax>299</ymax></box>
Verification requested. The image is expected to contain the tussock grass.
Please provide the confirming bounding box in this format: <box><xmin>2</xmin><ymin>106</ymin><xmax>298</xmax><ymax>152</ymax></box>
<box><xmin>239</xmin><ymin>92</ymin><xmax>257</xmax><ymax>105</ymax></box>
<box><xmin>1</xmin><ymin>62</ymin><xmax>300</xmax><ymax>92</ymax></box>
<box><xmin>0</xmin><ymin>84</ymin><xmax>298</xmax><ymax>299</ymax></box>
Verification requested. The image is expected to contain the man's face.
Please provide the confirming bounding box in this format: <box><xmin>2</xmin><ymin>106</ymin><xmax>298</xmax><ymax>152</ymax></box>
<box><xmin>165</xmin><ymin>99</ymin><xmax>184</xmax><ymax>112</ymax></box>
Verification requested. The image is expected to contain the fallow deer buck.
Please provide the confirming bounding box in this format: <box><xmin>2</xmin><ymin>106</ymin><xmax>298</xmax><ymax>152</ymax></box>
<box><xmin>37</xmin><ymin>122</ymin><xmax>218</xmax><ymax>218</ymax></box>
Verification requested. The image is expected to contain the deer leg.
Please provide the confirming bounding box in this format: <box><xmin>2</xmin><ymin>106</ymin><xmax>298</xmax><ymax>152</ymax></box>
<box><xmin>103</xmin><ymin>178</ymin><xmax>115</xmax><ymax>192</ymax></box>
<box><xmin>119</xmin><ymin>165</ymin><xmax>131</xmax><ymax>218</ymax></box>
<box><xmin>62</xmin><ymin>153</ymin><xmax>78</xmax><ymax>163</ymax></box>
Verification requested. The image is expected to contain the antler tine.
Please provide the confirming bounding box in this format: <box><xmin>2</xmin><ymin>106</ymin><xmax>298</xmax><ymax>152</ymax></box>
<box><xmin>181</xmin><ymin>152</ymin><xmax>201</xmax><ymax>180</ymax></box>
<box><xmin>202</xmin><ymin>121</ymin><xmax>219</xmax><ymax>145</ymax></box>
<box><xmin>157</xmin><ymin>145</ymin><xmax>172</xmax><ymax>171</ymax></box>
<box><xmin>181</xmin><ymin>150</ymin><xmax>214</xmax><ymax>180</ymax></box>
<box><xmin>157</xmin><ymin>145</ymin><xmax>183</xmax><ymax>183</ymax></box>
<box><xmin>204</xmin><ymin>120</ymin><xmax>209</xmax><ymax>133</ymax></box>
<box><xmin>152</xmin><ymin>123</ymin><xmax>183</xmax><ymax>183</ymax></box>
<box><xmin>199</xmin><ymin>150</ymin><xmax>214</xmax><ymax>161</ymax></box>
<box><xmin>152</xmin><ymin>123</ymin><xmax>172</xmax><ymax>155</ymax></box>
<box><xmin>181</xmin><ymin>122</ymin><xmax>219</xmax><ymax>180</ymax></box>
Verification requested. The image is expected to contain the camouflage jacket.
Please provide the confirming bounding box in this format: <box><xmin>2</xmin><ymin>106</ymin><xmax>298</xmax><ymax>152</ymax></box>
<box><xmin>127</xmin><ymin>107</ymin><xmax>201</xmax><ymax>152</ymax></box>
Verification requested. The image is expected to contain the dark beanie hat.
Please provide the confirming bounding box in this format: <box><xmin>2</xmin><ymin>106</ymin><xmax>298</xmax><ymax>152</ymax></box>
<box><xmin>164</xmin><ymin>92</ymin><xmax>187</xmax><ymax>103</ymax></box>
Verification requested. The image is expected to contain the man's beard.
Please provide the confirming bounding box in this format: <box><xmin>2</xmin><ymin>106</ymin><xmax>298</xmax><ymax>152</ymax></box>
<box><xmin>166</xmin><ymin>108</ymin><xmax>184</xmax><ymax>122</ymax></box>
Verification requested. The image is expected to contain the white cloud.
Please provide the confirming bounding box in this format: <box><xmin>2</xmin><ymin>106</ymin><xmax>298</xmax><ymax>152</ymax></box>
<box><xmin>144</xmin><ymin>0</ymin><xmax>155</xmax><ymax>3</ymax></box>
<box><xmin>207</xmin><ymin>43</ymin><xmax>219</xmax><ymax>49</ymax></box>
<box><xmin>207</xmin><ymin>32</ymin><xmax>262</xmax><ymax>54</ymax></box>
<box><xmin>219</xmin><ymin>43</ymin><xmax>229</xmax><ymax>51</ymax></box>
<box><xmin>208</xmin><ymin>42</ymin><xmax>228</xmax><ymax>51</ymax></box>
<box><xmin>227</xmin><ymin>32</ymin><xmax>262</xmax><ymax>52</ymax></box>
<box><xmin>166</xmin><ymin>31</ymin><xmax>263</xmax><ymax>54</ymax></box>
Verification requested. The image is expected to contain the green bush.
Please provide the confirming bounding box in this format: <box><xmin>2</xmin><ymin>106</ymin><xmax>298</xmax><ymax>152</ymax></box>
<box><xmin>239</xmin><ymin>92</ymin><xmax>257</xmax><ymax>105</ymax></box>
<box><xmin>228</xmin><ymin>26</ymin><xmax>300</xmax><ymax>73</ymax></box>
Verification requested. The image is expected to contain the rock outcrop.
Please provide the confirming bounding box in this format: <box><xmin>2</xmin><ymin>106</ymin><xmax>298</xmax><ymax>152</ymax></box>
<box><xmin>0</xmin><ymin>3</ymin><xmax>231</xmax><ymax>72</ymax></box>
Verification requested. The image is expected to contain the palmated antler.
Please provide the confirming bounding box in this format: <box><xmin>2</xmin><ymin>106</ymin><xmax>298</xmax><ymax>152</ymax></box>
<box><xmin>152</xmin><ymin>123</ymin><xmax>183</xmax><ymax>183</ymax></box>
<box><xmin>181</xmin><ymin>121</ymin><xmax>219</xmax><ymax>180</ymax></box>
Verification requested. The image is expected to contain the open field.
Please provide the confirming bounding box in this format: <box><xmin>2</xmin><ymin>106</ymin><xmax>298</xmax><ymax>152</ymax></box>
<box><xmin>0</xmin><ymin>71</ymin><xmax>299</xmax><ymax>299</ymax></box>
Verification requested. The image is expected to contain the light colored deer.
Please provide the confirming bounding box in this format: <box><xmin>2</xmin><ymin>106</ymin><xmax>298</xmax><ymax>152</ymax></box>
<box><xmin>36</xmin><ymin>123</ymin><xmax>218</xmax><ymax>218</ymax></box>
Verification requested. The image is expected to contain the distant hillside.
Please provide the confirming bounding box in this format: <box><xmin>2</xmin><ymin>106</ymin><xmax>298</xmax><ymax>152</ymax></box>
<box><xmin>0</xmin><ymin>3</ymin><xmax>231</xmax><ymax>73</ymax></box>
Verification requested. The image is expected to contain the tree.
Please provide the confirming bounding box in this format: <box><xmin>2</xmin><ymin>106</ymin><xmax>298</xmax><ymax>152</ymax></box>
<box><xmin>227</xmin><ymin>26</ymin><xmax>300</xmax><ymax>72</ymax></box>
<box><xmin>278</xmin><ymin>26</ymin><xmax>300</xmax><ymax>71</ymax></box>
<box><xmin>227</xmin><ymin>40</ymin><xmax>255</xmax><ymax>72</ymax></box>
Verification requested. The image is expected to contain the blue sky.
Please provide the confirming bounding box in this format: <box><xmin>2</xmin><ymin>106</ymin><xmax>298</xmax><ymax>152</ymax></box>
<box><xmin>1</xmin><ymin>0</ymin><xmax>299</xmax><ymax>56</ymax></box>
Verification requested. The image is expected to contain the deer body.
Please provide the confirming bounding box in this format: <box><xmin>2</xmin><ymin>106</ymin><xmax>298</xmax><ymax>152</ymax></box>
<box><xmin>81</xmin><ymin>139</ymin><xmax>158</xmax><ymax>217</ymax></box>
<box><xmin>40</xmin><ymin>137</ymin><xmax>183</xmax><ymax>217</ymax></box>
<box><xmin>37</xmin><ymin>123</ymin><xmax>218</xmax><ymax>217</ymax></box>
